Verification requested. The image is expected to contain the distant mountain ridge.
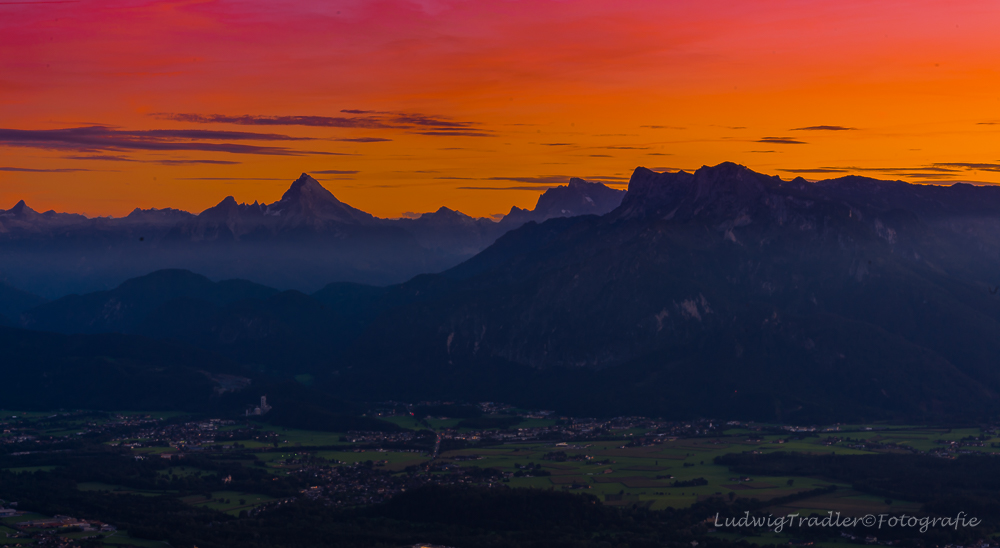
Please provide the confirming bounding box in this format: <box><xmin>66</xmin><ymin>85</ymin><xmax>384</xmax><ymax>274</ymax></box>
<box><xmin>15</xmin><ymin>162</ymin><xmax>1000</xmax><ymax>422</ymax></box>
<box><xmin>0</xmin><ymin>174</ymin><xmax>624</xmax><ymax>297</ymax></box>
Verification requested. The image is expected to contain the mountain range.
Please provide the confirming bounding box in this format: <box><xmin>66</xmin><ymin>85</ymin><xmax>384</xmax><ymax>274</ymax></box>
<box><xmin>5</xmin><ymin>162</ymin><xmax>1000</xmax><ymax>422</ymax></box>
<box><xmin>0</xmin><ymin>175</ymin><xmax>624</xmax><ymax>298</ymax></box>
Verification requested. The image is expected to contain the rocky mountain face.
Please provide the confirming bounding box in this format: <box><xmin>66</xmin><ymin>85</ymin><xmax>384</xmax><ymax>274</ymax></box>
<box><xmin>0</xmin><ymin>174</ymin><xmax>621</xmax><ymax>297</ymax></box>
<box><xmin>395</xmin><ymin>179</ymin><xmax>625</xmax><ymax>255</ymax></box>
<box><xmin>13</xmin><ymin>162</ymin><xmax>1000</xmax><ymax>422</ymax></box>
<box><xmin>333</xmin><ymin>163</ymin><xmax>1000</xmax><ymax>421</ymax></box>
<box><xmin>498</xmin><ymin>177</ymin><xmax>625</xmax><ymax>229</ymax></box>
<box><xmin>393</xmin><ymin>207</ymin><xmax>501</xmax><ymax>256</ymax></box>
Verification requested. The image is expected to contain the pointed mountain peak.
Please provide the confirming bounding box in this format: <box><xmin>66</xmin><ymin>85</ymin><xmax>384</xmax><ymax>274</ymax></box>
<box><xmin>278</xmin><ymin>173</ymin><xmax>341</xmax><ymax>205</ymax></box>
<box><xmin>266</xmin><ymin>173</ymin><xmax>375</xmax><ymax>225</ymax></box>
<box><xmin>7</xmin><ymin>200</ymin><xmax>38</xmax><ymax>217</ymax></box>
<box><xmin>196</xmin><ymin>195</ymin><xmax>241</xmax><ymax>218</ymax></box>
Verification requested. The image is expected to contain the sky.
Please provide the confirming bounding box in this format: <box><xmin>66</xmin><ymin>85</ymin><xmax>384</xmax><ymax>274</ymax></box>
<box><xmin>2</xmin><ymin>0</ymin><xmax>1000</xmax><ymax>218</ymax></box>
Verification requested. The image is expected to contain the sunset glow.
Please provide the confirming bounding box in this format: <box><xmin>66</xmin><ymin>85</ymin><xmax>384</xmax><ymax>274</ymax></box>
<box><xmin>3</xmin><ymin>0</ymin><xmax>1000</xmax><ymax>218</ymax></box>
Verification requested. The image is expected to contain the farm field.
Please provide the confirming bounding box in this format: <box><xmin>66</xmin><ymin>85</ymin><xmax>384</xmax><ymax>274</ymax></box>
<box><xmin>5</xmin><ymin>408</ymin><xmax>1000</xmax><ymax>520</ymax></box>
<box><xmin>179</xmin><ymin>491</ymin><xmax>277</xmax><ymax>515</ymax></box>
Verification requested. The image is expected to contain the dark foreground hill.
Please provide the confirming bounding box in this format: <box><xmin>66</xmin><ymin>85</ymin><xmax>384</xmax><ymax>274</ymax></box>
<box><xmin>0</xmin><ymin>325</ymin><xmax>400</xmax><ymax>431</ymax></box>
<box><xmin>20</xmin><ymin>269</ymin><xmax>377</xmax><ymax>372</ymax></box>
<box><xmin>15</xmin><ymin>163</ymin><xmax>1000</xmax><ymax>422</ymax></box>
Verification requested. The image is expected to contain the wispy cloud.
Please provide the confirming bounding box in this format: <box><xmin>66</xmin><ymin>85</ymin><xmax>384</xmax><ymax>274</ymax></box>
<box><xmin>411</xmin><ymin>130</ymin><xmax>492</xmax><ymax>138</ymax></box>
<box><xmin>932</xmin><ymin>162</ymin><xmax>1000</xmax><ymax>172</ymax></box>
<box><xmin>334</xmin><ymin>137</ymin><xmax>392</xmax><ymax>142</ymax></box>
<box><xmin>311</xmin><ymin>170</ymin><xmax>359</xmax><ymax>175</ymax></box>
<box><xmin>457</xmin><ymin>186</ymin><xmax>556</xmax><ymax>191</ymax></box>
<box><xmin>136</xmin><ymin>129</ymin><xmax>311</xmax><ymax>141</ymax></box>
<box><xmin>648</xmin><ymin>167</ymin><xmax>694</xmax><ymax>173</ymax></box>
<box><xmin>175</xmin><ymin>177</ymin><xmax>287</xmax><ymax>181</ymax></box>
<box><xmin>641</xmin><ymin>125</ymin><xmax>685</xmax><ymax>130</ymax></box>
<box><xmin>155</xmin><ymin>110</ymin><xmax>489</xmax><ymax>136</ymax></box>
<box><xmin>156</xmin><ymin>159</ymin><xmax>242</xmax><ymax>165</ymax></box>
<box><xmin>63</xmin><ymin>155</ymin><xmax>240</xmax><ymax>165</ymax></box>
<box><xmin>0</xmin><ymin>166</ymin><xmax>93</xmax><ymax>172</ymax></box>
<box><xmin>778</xmin><ymin>168</ymin><xmax>849</xmax><ymax>173</ymax></box>
<box><xmin>158</xmin><ymin>113</ymin><xmax>389</xmax><ymax>129</ymax></box>
<box><xmin>757</xmin><ymin>137</ymin><xmax>808</xmax><ymax>144</ymax></box>
<box><xmin>64</xmin><ymin>154</ymin><xmax>135</xmax><ymax>161</ymax></box>
<box><xmin>486</xmin><ymin>174</ymin><xmax>628</xmax><ymax>185</ymax></box>
<box><xmin>783</xmin><ymin>163</ymin><xmax>1000</xmax><ymax>180</ymax></box>
<box><xmin>487</xmin><ymin>175</ymin><xmax>571</xmax><ymax>185</ymax></box>
<box><xmin>0</xmin><ymin>126</ymin><xmax>334</xmax><ymax>155</ymax></box>
<box><xmin>790</xmin><ymin>125</ymin><xmax>857</xmax><ymax>131</ymax></box>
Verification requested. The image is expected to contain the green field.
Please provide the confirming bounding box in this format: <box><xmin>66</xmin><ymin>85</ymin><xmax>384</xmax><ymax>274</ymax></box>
<box><xmin>437</xmin><ymin>433</ymin><xmax>914</xmax><ymax>512</ymax></box>
<box><xmin>381</xmin><ymin>415</ymin><xmax>425</xmax><ymax>430</ymax></box>
<box><xmin>2</xmin><ymin>466</ymin><xmax>58</xmax><ymax>474</ymax></box>
<box><xmin>157</xmin><ymin>466</ymin><xmax>216</xmax><ymax>479</ymax></box>
<box><xmin>252</xmin><ymin>426</ymin><xmax>347</xmax><ymax>447</ymax></box>
<box><xmin>99</xmin><ymin>530</ymin><xmax>170</xmax><ymax>548</ymax></box>
<box><xmin>0</xmin><ymin>523</ymin><xmax>34</xmax><ymax>545</ymax></box>
<box><xmin>179</xmin><ymin>491</ymin><xmax>277</xmax><ymax>515</ymax></box>
<box><xmin>77</xmin><ymin>482</ymin><xmax>172</xmax><ymax>497</ymax></box>
<box><xmin>7</xmin><ymin>407</ymin><xmax>1000</xmax><ymax>517</ymax></box>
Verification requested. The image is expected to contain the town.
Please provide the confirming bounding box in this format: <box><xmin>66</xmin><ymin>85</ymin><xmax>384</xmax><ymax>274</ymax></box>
<box><xmin>5</xmin><ymin>405</ymin><xmax>1000</xmax><ymax>548</ymax></box>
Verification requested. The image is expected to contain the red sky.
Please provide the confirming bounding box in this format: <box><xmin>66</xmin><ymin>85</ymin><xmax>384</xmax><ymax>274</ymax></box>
<box><xmin>2</xmin><ymin>0</ymin><xmax>999</xmax><ymax>218</ymax></box>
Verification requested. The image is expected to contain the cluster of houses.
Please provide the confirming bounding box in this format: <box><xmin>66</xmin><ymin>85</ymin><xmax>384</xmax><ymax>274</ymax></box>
<box><xmin>109</xmin><ymin>418</ymin><xmax>240</xmax><ymax>455</ymax></box>
<box><xmin>291</xmin><ymin>458</ymin><xmax>506</xmax><ymax>508</ymax></box>
<box><xmin>12</xmin><ymin>515</ymin><xmax>115</xmax><ymax>533</ymax></box>
<box><xmin>0</xmin><ymin>508</ymin><xmax>116</xmax><ymax>548</ymax></box>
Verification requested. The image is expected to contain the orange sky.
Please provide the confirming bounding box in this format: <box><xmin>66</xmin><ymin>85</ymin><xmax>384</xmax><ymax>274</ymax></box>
<box><xmin>2</xmin><ymin>0</ymin><xmax>1000</xmax><ymax>218</ymax></box>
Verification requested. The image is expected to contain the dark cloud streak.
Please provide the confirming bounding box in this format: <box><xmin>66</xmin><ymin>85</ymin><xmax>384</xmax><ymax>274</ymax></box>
<box><xmin>411</xmin><ymin>131</ymin><xmax>492</xmax><ymax>137</ymax></box>
<box><xmin>932</xmin><ymin>162</ymin><xmax>1000</xmax><ymax>172</ymax></box>
<box><xmin>0</xmin><ymin>166</ymin><xmax>92</xmax><ymax>172</ymax></box>
<box><xmin>0</xmin><ymin>126</ymin><xmax>332</xmax><ymax>155</ymax></box>
<box><xmin>778</xmin><ymin>168</ymin><xmax>848</xmax><ymax>173</ymax></box>
<box><xmin>155</xmin><ymin>159</ymin><xmax>242</xmax><ymax>165</ymax></box>
<box><xmin>457</xmin><ymin>186</ymin><xmax>556</xmax><ymax>191</ymax></box>
<box><xmin>790</xmin><ymin>125</ymin><xmax>857</xmax><ymax>131</ymax></box>
<box><xmin>157</xmin><ymin>111</ymin><xmax>486</xmax><ymax>133</ymax></box>
<box><xmin>757</xmin><ymin>137</ymin><xmax>808</xmax><ymax>144</ymax></box>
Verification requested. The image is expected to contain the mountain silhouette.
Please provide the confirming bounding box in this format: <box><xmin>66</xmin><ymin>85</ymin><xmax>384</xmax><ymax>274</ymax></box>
<box><xmin>0</xmin><ymin>175</ymin><xmax>622</xmax><ymax>297</ymax></box>
<box><xmin>333</xmin><ymin>163</ymin><xmax>1000</xmax><ymax>421</ymax></box>
<box><xmin>15</xmin><ymin>162</ymin><xmax>1000</xmax><ymax>421</ymax></box>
